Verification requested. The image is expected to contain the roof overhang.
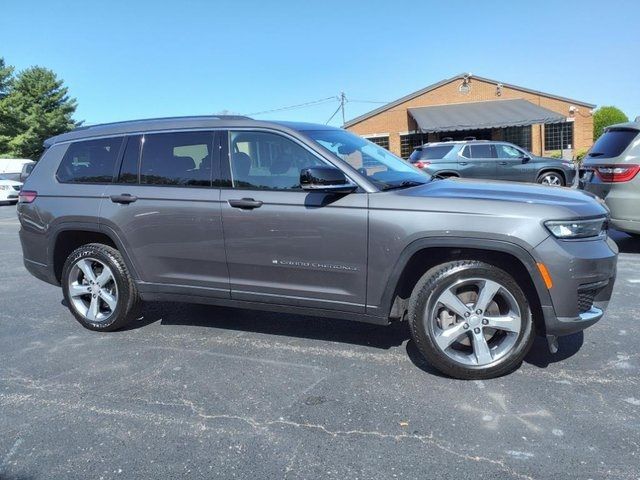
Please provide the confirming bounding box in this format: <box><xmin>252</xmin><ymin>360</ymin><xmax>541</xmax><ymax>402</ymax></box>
<box><xmin>408</xmin><ymin>99</ymin><xmax>566</xmax><ymax>133</ymax></box>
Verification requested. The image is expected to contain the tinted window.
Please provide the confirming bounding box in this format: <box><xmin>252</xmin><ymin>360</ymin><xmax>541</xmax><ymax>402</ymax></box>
<box><xmin>588</xmin><ymin>129</ymin><xmax>639</xmax><ymax>159</ymax></box>
<box><xmin>229</xmin><ymin>131</ymin><xmax>324</xmax><ymax>190</ymax></box>
<box><xmin>470</xmin><ymin>144</ymin><xmax>496</xmax><ymax>158</ymax></box>
<box><xmin>461</xmin><ymin>146</ymin><xmax>471</xmax><ymax>158</ymax></box>
<box><xmin>413</xmin><ymin>145</ymin><xmax>454</xmax><ymax>161</ymax></box>
<box><xmin>496</xmin><ymin>144</ymin><xmax>524</xmax><ymax>159</ymax></box>
<box><xmin>140</xmin><ymin>132</ymin><xmax>213</xmax><ymax>187</ymax></box>
<box><xmin>117</xmin><ymin>135</ymin><xmax>141</xmax><ymax>184</ymax></box>
<box><xmin>56</xmin><ymin>137</ymin><xmax>123</xmax><ymax>183</ymax></box>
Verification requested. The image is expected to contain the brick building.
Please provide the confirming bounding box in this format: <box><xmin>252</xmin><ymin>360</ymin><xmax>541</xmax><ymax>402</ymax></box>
<box><xmin>344</xmin><ymin>73</ymin><xmax>595</xmax><ymax>159</ymax></box>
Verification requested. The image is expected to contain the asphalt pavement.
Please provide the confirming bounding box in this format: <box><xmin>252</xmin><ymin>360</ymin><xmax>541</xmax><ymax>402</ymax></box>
<box><xmin>0</xmin><ymin>203</ymin><xmax>638</xmax><ymax>479</ymax></box>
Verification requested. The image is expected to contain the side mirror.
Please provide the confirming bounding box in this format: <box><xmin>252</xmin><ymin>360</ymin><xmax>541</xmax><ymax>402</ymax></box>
<box><xmin>522</xmin><ymin>155</ymin><xmax>531</xmax><ymax>163</ymax></box>
<box><xmin>300</xmin><ymin>167</ymin><xmax>357</xmax><ymax>194</ymax></box>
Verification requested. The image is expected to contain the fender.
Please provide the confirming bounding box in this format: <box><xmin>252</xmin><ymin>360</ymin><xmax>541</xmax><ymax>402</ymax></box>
<box><xmin>374</xmin><ymin>236</ymin><xmax>554</xmax><ymax>318</ymax></box>
<box><xmin>47</xmin><ymin>221</ymin><xmax>141</xmax><ymax>282</ymax></box>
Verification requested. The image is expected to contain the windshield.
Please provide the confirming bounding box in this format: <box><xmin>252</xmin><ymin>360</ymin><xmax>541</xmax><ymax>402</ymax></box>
<box><xmin>303</xmin><ymin>129</ymin><xmax>430</xmax><ymax>190</ymax></box>
<box><xmin>588</xmin><ymin>129</ymin><xmax>639</xmax><ymax>158</ymax></box>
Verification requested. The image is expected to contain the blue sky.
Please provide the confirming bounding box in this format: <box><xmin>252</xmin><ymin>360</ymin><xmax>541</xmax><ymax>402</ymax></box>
<box><xmin>1</xmin><ymin>0</ymin><xmax>639</xmax><ymax>127</ymax></box>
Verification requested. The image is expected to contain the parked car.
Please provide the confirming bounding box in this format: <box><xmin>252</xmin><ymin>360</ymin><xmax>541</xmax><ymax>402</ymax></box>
<box><xmin>578</xmin><ymin>121</ymin><xmax>640</xmax><ymax>236</ymax></box>
<box><xmin>409</xmin><ymin>140</ymin><xmax>576</xmax><ymax>186</ymax></box>
<box><xmin>17</xmin><ymin>116</ymin><xmax>616</xmax><ymax>379</ymax></box>
<box><xmin>0</xmin><ymin>158</ymin><xmax>34</xmax><ymax>177</ymax></box>
<box><xmin>20</xmin><ymin>162</ymin><xmax>36</xmax><ymax>182</ymax></box>
<box><xmin>0</xmin><ymin>173</ymin><xmax>22</xmax><ymax>204</ymax></box>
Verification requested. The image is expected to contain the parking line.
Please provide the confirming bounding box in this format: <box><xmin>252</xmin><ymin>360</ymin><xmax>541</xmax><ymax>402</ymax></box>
<box><xmin>628</xmin><ymin>279</ymin><xmax>640</xmax><ymax>284</ymax></box>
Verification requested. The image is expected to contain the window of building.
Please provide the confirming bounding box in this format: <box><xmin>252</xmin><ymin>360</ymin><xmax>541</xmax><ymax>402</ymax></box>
<box><xmin>140</xmin><ymin>131</ymin><xmax>213</xmax><ymax>187</ymax></box>
<box><xmin>228</xmin><ymin>131</ymin><xmax>325</xmax><ymax>190</ymax></box>
<box><xmin>503</xmin><ymin>126</ymin><xmax>532</xmax><ymax>151</ymax></box>
<box><xmin>544</xmin><ymin>122</ymin><xmax>574</xmax><ymax>151</ymax></box>
<box><xmin>365</xmin><ymin>136</ymin><xmax>389</xmax><ymax>150</ymax></box>
<box><xmin>56</xmin><ymin>137</ymin><xmax>123</xmax><ymax>183</ymax></box>
<box><xmin>400</xmin><ymin>133</ymin><xmax>428</xmax><ymax>159</ymax></box>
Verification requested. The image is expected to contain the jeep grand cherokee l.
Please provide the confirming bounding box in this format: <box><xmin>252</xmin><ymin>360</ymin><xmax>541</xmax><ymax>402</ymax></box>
<box><xmin>17</xmin><ymin>116</ymin><xmax>617</xmax><ymax>379</ymax></box>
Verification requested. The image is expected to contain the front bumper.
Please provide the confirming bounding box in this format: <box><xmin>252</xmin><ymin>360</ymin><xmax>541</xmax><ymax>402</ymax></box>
<box><xmin>534</xmin><ymin>234</ymin><xmax>618</xmax><ymax>336</ymax></box>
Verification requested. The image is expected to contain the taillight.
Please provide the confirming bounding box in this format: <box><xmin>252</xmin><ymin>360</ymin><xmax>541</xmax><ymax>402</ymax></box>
<box><xmin>594</xmin><ymin>165</ymin><xmax>640</xmax><ymax>183</ymax></box>
<box><xmin>18</xmin><ymin>190</ymin><xmax>37</xmax><ymax>203</ymax></box>
<box><xmin>414</xmin><ymin>161</ymin><xmax>431</xmax><ymax>169</ymax></box>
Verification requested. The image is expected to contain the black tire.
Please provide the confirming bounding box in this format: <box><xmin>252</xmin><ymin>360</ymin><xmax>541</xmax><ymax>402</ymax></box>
<box><xmin>536</xmin><ymin>171</ymin><xmax>565</xmax><ymax>186</ymax></box>
<box><xmin>408</xmin><ymin>260</ymin><xmax>535</xmax><ymax>379</ymax></box>
<box><xmin>62</xmin><ymin>243</ymin><xmax>141</xmax><ymax>331</ymax></box>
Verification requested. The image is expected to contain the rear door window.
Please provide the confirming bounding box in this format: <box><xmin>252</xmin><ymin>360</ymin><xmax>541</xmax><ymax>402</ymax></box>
<box><xmin>56</xmin><ymin>137</ymin><xmax>123</xmax><ymax>183</ymax></box>
<box><xmin>140</xmin><ymin>131</ymin><xmax>214</xmax><ymax>187</ymax></box>
<box><xmin>470</xmin><ymin>144</ymin><xmax>497</xmax><ymax>159</ymax></box>
<box><xmin>588</xmin><ymin>129</ymin><xmax>639</xmax><ymax>159</ymax></box>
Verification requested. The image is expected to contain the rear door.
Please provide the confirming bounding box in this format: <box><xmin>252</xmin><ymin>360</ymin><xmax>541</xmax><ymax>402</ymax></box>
<box><xmin>458</xmin><ymin>144</ymin><xmax>498</xmax><ymax>179</ymax></box>
<box><xmin>100</xmin><ymin>130</ymin><xmax>230</xmax><ymax>297</ymax></box>
<box><xmin>218</xmin><ymin>129</ymin><xmax>368</xmax><ymax>313</ymax></box>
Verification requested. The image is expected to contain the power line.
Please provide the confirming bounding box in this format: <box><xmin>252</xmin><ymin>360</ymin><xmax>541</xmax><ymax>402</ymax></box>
<box><xmin>325</xmin><ymin>103</ymin><xmax>343</xmax><ymax>124</ymax></box>
<box><xmin>246</xmin><ymin>96</ymin><xmax>339</xmax><ymax>116</ymax></box>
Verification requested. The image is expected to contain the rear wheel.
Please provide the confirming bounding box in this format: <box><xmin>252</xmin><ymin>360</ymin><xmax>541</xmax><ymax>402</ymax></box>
<box><xmin>537</xmin><ymin>171</ymin><xmax>565</xmax><ymax>186</ymax></box>
<box><xmin>408</xmin><ymin>260</ymin><xmax>535</xmax><ymax>379</ymax></box>
<box><xmin>62</xmin><ymin>243</ymin><xmax>141</xmax><ymax>331</ymax></box>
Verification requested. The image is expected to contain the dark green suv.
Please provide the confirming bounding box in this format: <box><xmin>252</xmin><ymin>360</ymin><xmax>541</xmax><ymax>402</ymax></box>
<box><xmin>409</xmin><ymin>140</ymin><xmax>577</xmax><ymax>186</ymax></box>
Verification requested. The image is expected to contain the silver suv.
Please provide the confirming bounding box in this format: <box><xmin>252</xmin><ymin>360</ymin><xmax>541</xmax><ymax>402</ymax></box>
<box><xmin>17</xmin><ymin>116</ymin><xmax>617</xmax><ymax>379</ymax></box>
<box><xmin>579</xmin><ymin>121</ymin><xmax>640</xmax><ymax>236</ymax></box>
<box><xmin>409</xmin><ymin>140</ymin><xmax>576</xmax><ymax>186</ymax></box>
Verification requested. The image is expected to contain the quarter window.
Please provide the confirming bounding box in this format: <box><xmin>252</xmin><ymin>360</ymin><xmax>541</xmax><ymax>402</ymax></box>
<box><xmin>56</xmin><ymin>137</ymin><xmax>123</xmax><ymax>183</ymax></box>
<box><xmin>140</xmin><ymin>132</ymin><xmax>213</xmax><ymax>187</ymax></box>
<box><xmin>228</xmin><ymin>131</ymin><xmax>324</xmax><ymax>190</ymax></box>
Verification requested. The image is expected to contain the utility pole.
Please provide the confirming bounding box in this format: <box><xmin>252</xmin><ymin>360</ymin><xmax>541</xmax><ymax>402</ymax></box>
<box><xmin>340</xmin><ymin>92</ymin><xmax>346</xmax><ymax>126</ymax></box>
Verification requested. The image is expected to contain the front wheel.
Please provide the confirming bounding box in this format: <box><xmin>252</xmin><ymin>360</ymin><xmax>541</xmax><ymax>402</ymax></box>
<box><xmin>408</xmin><ymin>260</ymin><xmax>535</xmax><ymax>379</ymax></box>
<box><xmin>537</xmin><ymin>171</ymin><xmax>565</xmax><ymax>186</ymax></box>
<box><xmin>62</xmin><ymin>243</ymin><xmax>141</xmax><ymax>331</ymax></box>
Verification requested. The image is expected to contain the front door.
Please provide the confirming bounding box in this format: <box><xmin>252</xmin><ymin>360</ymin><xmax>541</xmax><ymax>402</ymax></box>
<box><xmin>219</xmin><ymin>129</ymin><xmax>368</xmax><ymax>313</ymax></box>
<box><xmin>495</xmin><ymin>143</ymin><xmax>533</xmax><ymax>182</ymax></box>
<box><xmin>100</xmin><ymin>131</ymin><xmax>230</xmax><ymax>297</ymax></box>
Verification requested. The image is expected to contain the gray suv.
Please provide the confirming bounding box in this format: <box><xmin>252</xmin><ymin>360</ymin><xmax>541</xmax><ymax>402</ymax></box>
<box><xmin>18</xmin><ymin>116</ymin><xmax>617</xmax><ymax>379</ymax></box>
<box><xmin>579</xmin><ymin>121</ymin><xmax>640</xmax><ymax>236</ymax></box>
<box><xmin>409</xmin><ymin>140</ymin><xmax>576</xmax><ymax>186</ymax></box>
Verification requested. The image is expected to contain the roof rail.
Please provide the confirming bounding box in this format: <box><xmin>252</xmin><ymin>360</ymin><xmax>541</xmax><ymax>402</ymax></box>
<box><xmin>70</xmin><ymin>115</ymin><xmax>253</xmax><ymax>133</ymax></box>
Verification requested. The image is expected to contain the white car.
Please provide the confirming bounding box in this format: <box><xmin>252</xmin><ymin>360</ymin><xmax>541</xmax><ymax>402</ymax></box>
<box><xmin>0</xmin><ymin>173</ymin><xmax>21</xmax><ymax>204</ymax></box>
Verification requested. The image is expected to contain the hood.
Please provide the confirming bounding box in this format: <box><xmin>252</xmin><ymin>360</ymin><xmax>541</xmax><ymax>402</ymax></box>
<box><xmin>0</xmin><ymin>179</ymin><xmax>22</xmax><ymax>186</ymax></box>
<box><xmin>377</xmin><ymin>177</ymin><xmax>608</xmax><ymax>219</ymax></box>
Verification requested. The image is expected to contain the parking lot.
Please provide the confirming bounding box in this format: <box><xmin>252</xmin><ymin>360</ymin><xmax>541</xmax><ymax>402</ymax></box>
<box><xmin>0</xmin><ymin>203</ymin><xmax>638</xmax><ymax>480</ymax></box>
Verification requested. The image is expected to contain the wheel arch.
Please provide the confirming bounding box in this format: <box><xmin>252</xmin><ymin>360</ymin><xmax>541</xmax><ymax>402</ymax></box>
<box><xmin>379</xmin><ymin>238</ymin><xmax>553</xmax><ymax>333</ymax></box>
<box><xmin>537</xmin><ymin>168</ymin><xmax>566</xmax><ymax>184</ymax></box>
<box><xmin>50</xmin><ymin>223</ymin><xmax>139</xmax><ymax>283</ymax></box>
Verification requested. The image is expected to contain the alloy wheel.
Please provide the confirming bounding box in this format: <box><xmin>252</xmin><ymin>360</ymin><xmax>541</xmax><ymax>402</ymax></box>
<box><xmin>67</xmin><ymin>258</ymin><xmax>119</xmax><ymax>323</ymax></box>
<box><xmin>426</xmin><ymin>278</ymin><xmax>522</xmax><ymax>366</ymax></box>
<box><xmin>540</xmin><ymin>174</ymin><xmax>562</xmax><ymax>186</ymax></box>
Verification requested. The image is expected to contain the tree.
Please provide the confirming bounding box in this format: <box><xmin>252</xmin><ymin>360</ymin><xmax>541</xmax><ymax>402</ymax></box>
<box><xmin>593</xmin><ymin>106</ymin><xmax>628</xmax><ymax>141</ymax></box>
<box><xmin>0</xmin><ymin>60</ymin><xmax>79</xmax><ymax>159</ymax></box>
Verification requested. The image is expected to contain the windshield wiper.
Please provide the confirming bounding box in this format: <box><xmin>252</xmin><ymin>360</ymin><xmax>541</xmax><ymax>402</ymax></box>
<box><xmin>382</xmin><ymin>180</ymin><xmax>425</xmax><ymax>191</ymax></box>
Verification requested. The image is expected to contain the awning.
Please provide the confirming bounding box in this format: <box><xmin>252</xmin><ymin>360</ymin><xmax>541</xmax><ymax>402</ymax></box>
<box><xmin>408</xmin><ymin>99</ymin><xmax>566</xmax><ymax>133</ymax></box>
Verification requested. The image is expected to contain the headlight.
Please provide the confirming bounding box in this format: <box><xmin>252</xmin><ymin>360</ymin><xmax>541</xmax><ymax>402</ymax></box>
<box><xmin>545</xmin><ymin>217</ymin><xmax>608</xmax><ymax>239</ymax></box>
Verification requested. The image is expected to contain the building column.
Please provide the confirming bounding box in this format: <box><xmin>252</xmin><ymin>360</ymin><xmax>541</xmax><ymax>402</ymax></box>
<box><xmin>389</xmin><ymin>132</ymin><xmax>401</xmax><ymax>157</ymax></box>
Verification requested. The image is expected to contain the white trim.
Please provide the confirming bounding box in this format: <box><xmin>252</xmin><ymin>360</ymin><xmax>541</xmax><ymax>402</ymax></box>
<box><xmin>362</xmin><ymin>133</ymin><xmax>390</xmax><ymax>139</ymax></box>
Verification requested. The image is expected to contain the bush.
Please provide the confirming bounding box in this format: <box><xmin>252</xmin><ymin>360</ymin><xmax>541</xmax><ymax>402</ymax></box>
<box><xmin>593</xmin><ymin>106</ymin><xmax>628</xmax><ymax>141</ymax></box>
<box><xmin>574</xmin><ymin>149</ymin><xmax>589</xmax><ymax>165</ymax></box>
<box><xmin>548</xmin><ymin>150</ymin><xmax>562</xmax><ymax>159</ymax></box>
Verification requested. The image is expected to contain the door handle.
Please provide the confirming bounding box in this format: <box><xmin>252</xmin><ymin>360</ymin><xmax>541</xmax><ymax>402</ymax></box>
<box><xmin>498</xmin><ymin>161</ymin><xmax>508</xmax><ymax>165</ymax></box>
<box><xmin>110</xmin><ymin>194</ymin><xmax>137</xmax><ymax>204</ymax></box>
<box><xmin>228</xmin><ymin>198</ymin><xmax>263</xmax><ymax>210</ymax></box>
<box><xmin>459</xmin><ymin>162</ymin><xmax>468</xmax><ymax>166</ymax></box>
